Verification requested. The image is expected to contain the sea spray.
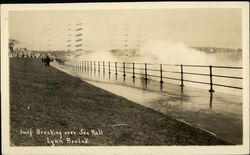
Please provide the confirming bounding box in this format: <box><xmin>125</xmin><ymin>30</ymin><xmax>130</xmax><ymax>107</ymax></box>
<box><xmin>138</xmin><ymin>39</ymin><xmax>215</xmax><ymax>65</ymax></box>
<box><xmin>65</xmin><ymin>39</ymin><xmax>242</xmax><ymax>95</ymax></box>
<box><xmin>75</xmin><ymin>50</ymin><xmax>121</xmax><ymax>62</ymax></box>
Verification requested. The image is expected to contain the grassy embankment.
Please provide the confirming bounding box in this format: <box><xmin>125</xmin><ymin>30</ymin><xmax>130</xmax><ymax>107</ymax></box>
<box><xmin>10</xmin><ymin>58</ymin><xmax>230</xmax><ymax>146</ymax></box>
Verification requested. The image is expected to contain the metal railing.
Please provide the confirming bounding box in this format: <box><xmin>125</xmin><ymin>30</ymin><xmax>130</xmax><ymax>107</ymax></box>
<box><xmin>72</xmin><ymin>60</ymin><xmax>243</xmax><ymax>93</ymax></box>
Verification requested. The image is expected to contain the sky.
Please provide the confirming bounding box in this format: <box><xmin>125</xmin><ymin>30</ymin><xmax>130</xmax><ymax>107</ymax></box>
<box><xmin>9</xmin><ymin>8</ymin><xmax>242</xmax><ymax>51</ymax></box>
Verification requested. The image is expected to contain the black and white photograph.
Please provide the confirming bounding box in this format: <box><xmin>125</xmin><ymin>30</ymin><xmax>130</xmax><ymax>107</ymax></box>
<box><xmin>1</xmin><ymin>2</ymin><xmax>249</xmax><ymax>155</ymax></box>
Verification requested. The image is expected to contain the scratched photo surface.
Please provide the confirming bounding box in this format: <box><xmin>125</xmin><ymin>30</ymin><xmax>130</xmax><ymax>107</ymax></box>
<box><xmin>8</xmin><ymin>7</ymin><xmax>244</xmax><ymax>146</ymax></box>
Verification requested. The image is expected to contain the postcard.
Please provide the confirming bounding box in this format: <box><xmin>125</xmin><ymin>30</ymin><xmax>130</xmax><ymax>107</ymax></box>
<box><xmin>1</xmin><ymin>2</ymin><xmax>249</xmax><ymax>155</ymax></box>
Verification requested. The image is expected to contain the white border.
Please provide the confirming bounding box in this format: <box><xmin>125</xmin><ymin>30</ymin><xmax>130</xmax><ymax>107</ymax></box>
<box><xmin>1</xmin><ymin>2</ymin><xmax>249</xmax><ymax>155</ymax></box>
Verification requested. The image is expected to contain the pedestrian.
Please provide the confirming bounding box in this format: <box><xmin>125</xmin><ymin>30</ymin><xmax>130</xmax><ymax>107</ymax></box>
<box><xmin>45</xmin><ymin>56</ymin><xmax>51</xmax><ymax>67</ymax></box>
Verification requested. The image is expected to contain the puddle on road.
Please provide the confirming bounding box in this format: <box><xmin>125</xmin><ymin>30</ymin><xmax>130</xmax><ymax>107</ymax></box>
<box><xmin>52</xmin><ymin>62</ymin><xmax>243</xmax><ymax>144</ymax></box>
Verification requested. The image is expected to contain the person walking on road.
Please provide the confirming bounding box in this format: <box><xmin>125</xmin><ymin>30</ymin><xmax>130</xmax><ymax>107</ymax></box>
<box><xmin>45</xmin><ymin>56</ymin><xmax>51</xmax><ymax>67</ymax></box>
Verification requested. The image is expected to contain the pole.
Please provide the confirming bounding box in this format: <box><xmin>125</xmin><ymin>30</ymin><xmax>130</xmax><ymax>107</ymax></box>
<box><xmin>144</xmin><ymin>63</ymin><xmax>148</xmax><ymax>80</ymax></box>
<box><xmin>108</xmin><ymin>62</ymin><xmax>111</xmax><ymax>74</ymax></box>
<box><xmin>84</xmin><ymin>61</ymin><xmax>86</xmax><ymax>71</ymax></box>
<box><xmin>160</xmin><ymin>64</ymin><xmax>163</xmax><ymax>83</ymax></box>
<box><xmin>180</xmin><ymin>64</ymin><xmax>184</xmax><ymax>87</ymax></box>
<box><xmin>209</xmin><ymin>65</ymin><xmax>215</xmax><ymax>93</ymax></box>
<box><xmin>98</xmin><ymin>61</ymin><xmax>100</xmax><ymax>73</ymax></box>
<box><xmin>132</xmin><ymin>62</ymin><xmax>135</xmax><ymax>78</ymax></box>
<box><xmin>103</xmin><ymin>61</ymin><xmax>105</xmax><ymax>73</ymax></box>
<box><xmin>123</xmin><ymin>62</ymin><xmax>126</xmax><ymax>77</ymax></box>
<box><xmin>87</xmin><ymin>61</ymin><xmax>89</xmax><ymax>71</ymax></box>
<box><xmin>90</xmin><ymin>61</ymin><xmax>92</xmax><ymax>72</ymax></box>
<box><xmin>115</xmin><ymin>62</ymin><xmax>118</xmax><ymax>75</ymax></box>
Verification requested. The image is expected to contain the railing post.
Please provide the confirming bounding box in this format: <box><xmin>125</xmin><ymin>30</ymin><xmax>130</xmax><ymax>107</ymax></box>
<box><xmin>180</xmin><ymin>64</ymin><xmax>184</xmax><ymax>87</ymax></box>
<box><xmin>84</xmin><ymin>61</ymin><xmax>86</xmax><ymax>71</ymax></box>
<box><xmin>115</xmin><ymin>62</ymin><xmax>118</xmax><ymax>75</ymax></box>
<box><xmin>123</xmin><ymin>62</ymin><xmax>126</xmax><ymax>77</ymax></box>
<box><xmin>103</xmin><ymin>61</ymin><xmax>105</xmax><ymax>73</ymax></box>
<box><xmin>108</xmin><ymin>62</ymin><xmax>111</xmax><ymax>74</ymax></box>
<box><xmin>209</xmin><ymin>65</ymin><xmax>215</xmax><ymax>93</ymax></box>
<box><xmin>88</xmin><ymin>61</ymin><xmax>90</xmax><ymax>71</ymax></box>
<box><xmin>144</xmin><ymin>63</ymin><xmax>148</xmax><ymax>80</ymax></box>
<box><xmin>132</xmin><ymin>63</ymin><xmax>135</xmax><ymax>78</ymax></box>
<box><xmin>90</xmin><ymin>61</ymin><xmax>92</xmax><ymax>72</ymax></box>
<box><xmin>98</xmin><ymin>61</ymin><xmax>100</xmax><ymax>72</ymax></box>
<box><xmin>94</xmin><ymin>61</ymin><xmax>96</xmax><ymax>72</ymax></box>
<box><xmin>160</xmin><ymin>64</ymin><xmax>164</xmax><ymax>83</ymax></box>
<box><xmin>85</xmin><ymin>61</ymin><xmax>88</xmax><ymax>71</ymax></box>
<box><xmin>87</xmin><ymin>61</ymin><xmax>89</xmax><ymax>71</ymax></box>
<box><xmin>85</xmin><ymin>61</ymin><xmax>87</xmax><ymax>70</ymax></box>
<box><xmin>83</xmin><ymin>61</ymin><xmax>85</xmax><ymax>70</ymax></box>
